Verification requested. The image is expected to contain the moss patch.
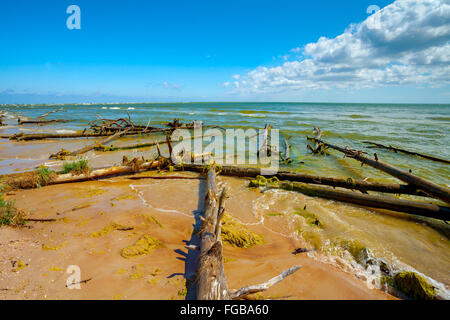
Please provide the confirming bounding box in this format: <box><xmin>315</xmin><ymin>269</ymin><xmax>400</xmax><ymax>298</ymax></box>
<box><xmin>89</xmin><ymin>223</ymin><xmax>132</xmax><ymax>238</ymax></box>
<box><xmin>120</xmin><ymin>235</ymin><xmax>163</xmax><ymax>258</ymax></box>
<box><xmin>221</xmin><ymin>214</ymin><xmax>264</xmax><ymax>248</ymax></box>
<box><xmin>293</xmin><ymin>209</ymin><xmax>323</xmax><ymax>228</ymax></box>
<box><xmin>394</xmin><ymin>271</ymin><xmax>436</xmax><ymax>300</ymax></box>
<box><xmin>142</xmin><ymin>214</ymin><xmax>164</xmax><ymax>228</ymax></box>
<box><xmin>339</xmin><ymin>240</ymin><xmax>372</xmax><ymax>266</ymax></box>
<box><xmin>50</xmin><ymin>148</ymin><xmax>71</xmax><ymax>160</ymax></box>
<box><xmin>265</xmin><ymin>212</ymin><xmax>285</xmax><ymax>217</ymax></box>
<box><xmin>42</xmin><ymin>241</ymin><xmax>67</xmax><ymax>251</ymax></box>
<box><xmin>12</xmin><ymin>260</ymin><xmax>29</xmax><ymax>272</ymax></box>
<box><xmin>113</xmin><ymin>194</ymin><xmax>137</xmax><ymax>201</ymax></box>
<box><xmin>249</xmin><ymin>175</ymin><xmax>279</xmax><ymax>188</ymax></box>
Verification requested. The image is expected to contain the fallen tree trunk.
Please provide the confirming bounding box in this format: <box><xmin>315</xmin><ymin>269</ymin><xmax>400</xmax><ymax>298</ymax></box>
<box><xmin>307</xmin><ymin>137</ymin><xmax>450</xmax><ymax>204</ymax></box>
<box><xmin>7</xmin><ymin>132</ymin><xmax>108</xmax><ymax>141</ymax></box>
<box><xmin>270</xmin><ymin>181</ymin><xmax>450</xmax><ymax>221</ymax></box>
<box><xmin>0</xmin><ymin>157</ymin><xmax>170</xmax><ymax>191</ymax></box>
<box><xmin>94</xmin><ymin>132</ymin><xmax>221</xmax><ymax>152</ymax></box>
<box><xmin>179</xmin><ymin>164</ymin><xmax>429</xmax><ymax>197</ymax></box>
<box><xmin>197</xmin><ymin>168</ymin><xmax>229</xmax><ymax>300</ymax></box>
<box><xmin>362</xmin><ymin>141</ymin><xmax>450</xmax><ymax>165</ymax></box>
<box><xmin>70</xmin><ymin>128</ymin><xmax>130</xmax><ymax>156</ymax></box>
<box><xmin>4</xmin><ymin>126</ymin><xmax>193</xmax><ymax>141</ymax></box>
<box><xmin>51</xmin><ymin>157</ymin><xmax>169</xmax><ymax>185</ymax></box>
<box><xmin>195</xmin><ymin>167</ymin><xmax>301</xmax><ymax>300</ymax></box>
<box><xmin>38</xmin><ymin>107</ymin><xmax>64</xmax><ymax>119</ymax></box>
<box><xmin>18</xmin><ymin>119</ymin><xmax>71</xmax><ymax>125</ymax></box>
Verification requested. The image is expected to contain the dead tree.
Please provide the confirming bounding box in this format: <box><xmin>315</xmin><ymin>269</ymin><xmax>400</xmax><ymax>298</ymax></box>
<box><xmin>307</xmin><ymin>136</ymin><xmax>450</xmax><ymax>204</ymax></box>
<box><xmin>69</xmin><ymin>128</ymin><xmax>131</xmax><ymax>156</ymax></box>
<box><xmin>269</xmin><ymin>181</ymin><xmax>450</xmax><ymax>221</ymax></box>
<box><xmin>362</xmin><ymin>141</ymin><xmax>450</xmax><ymax>165</ymax></box>
<box><xmin>195</xmin><ymin>167</ymin><xmax>301</xmax><ymax>300</ymax></box>
<box><xmin>179</xmin><ymin>164</ymin><xmax>430</xmax><ymax>197</ymax></box>
<box><xmin>38</xmin><ymin>107</ymin><xmax>64</xmax><ymax>119</ymax></box>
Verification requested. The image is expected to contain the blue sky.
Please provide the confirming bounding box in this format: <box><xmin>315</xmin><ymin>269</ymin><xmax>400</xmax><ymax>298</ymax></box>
<box><xmin>0</xmin><ymin>0</ymin><xmax>449</xmax><ymax>104</ymax></box>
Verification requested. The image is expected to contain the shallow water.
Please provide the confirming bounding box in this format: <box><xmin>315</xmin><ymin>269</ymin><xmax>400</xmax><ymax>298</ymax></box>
<box><xmin>0</xmin><ymin>102</ymin><xmax>449</xmax><ymax>296</ymax></box>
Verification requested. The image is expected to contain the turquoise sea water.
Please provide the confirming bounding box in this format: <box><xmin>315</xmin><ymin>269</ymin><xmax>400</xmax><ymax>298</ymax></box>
<box><xmin>2</xmin><ymin>102</ymin><xmax>449</xmax><ymax>186</ymax></box>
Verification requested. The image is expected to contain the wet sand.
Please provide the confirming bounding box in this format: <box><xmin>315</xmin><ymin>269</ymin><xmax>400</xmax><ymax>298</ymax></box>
<box><xmin>0</xmin><ymin>171</ymin><xmax>395</xmax><ymax>300</ymax></box>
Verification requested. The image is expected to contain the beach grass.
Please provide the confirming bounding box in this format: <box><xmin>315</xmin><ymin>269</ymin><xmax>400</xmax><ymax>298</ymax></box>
<box><xmin>61</xmin><ymin>159</ymin><xmax>90</xmax><ymax>175</ymax></box>
<box><xmin>0</xmin><ymin>192</ymin><xmax>25</xmax><ymax>227</ymax></box>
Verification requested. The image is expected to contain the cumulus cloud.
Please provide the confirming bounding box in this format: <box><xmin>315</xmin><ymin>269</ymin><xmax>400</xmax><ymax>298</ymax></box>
<box><xmin>231</xmin><ymin>0</ymin><xmax>450</xmax><ymax>94</ymax></box>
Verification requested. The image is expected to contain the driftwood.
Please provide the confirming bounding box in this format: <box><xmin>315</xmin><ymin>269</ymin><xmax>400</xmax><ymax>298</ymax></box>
<box><xmin>362</xmin><ymin>141</ymin><xmax>450</xmax><ymax>165</ymax></box>
<box><xmin>282</xmin><ymin>134</ymin><xmax>291</xmax><ymax>162</ymax></box>
<box><xmin>0</xmin><ymin>157</ymin><xmax>170</xmax><ymax>191</ymax></box>
<box><xmin>179</xmin><ymin>164</ymin><xmax>429</xmax><ymax>197</ymax></box>
<box><xmin>18</xmin><ymin>119</ymin><xmax>71</xmax><ymax>125</ymax></box>
<box><xmin>127</xmin><ymin>175</ymin><xmax>204</xmax><ymax>180</ymax></box>
<box><xmin>229</xmin><ymin>266</ymin><xmax>302</xmax><ymax>299</ymax></box>
<box><xmin>38</xmin><ymin>107</ymin><xmax>64</xmax><ymax>119</ymax></box>
<box><xmin>65</xmin><ymin>278</ymin><xmax>92</xmax><ymax>288</ymax></box>
<box><xmin>307</xmin><ymin>127</ymin><xmax>324</xmax><ymax>154</ymax></box>
<box><xmin>5</xmin><ymin>128</ymin><xmax>171</xmax><ymax>141</ymax></box>
<box><xmin>307</xmin><ymin>137</ymin><xmax>450</xmax><ymax>204</ymax></box>
<box><xmin>51</xmin><ymin>158</ymin><xmax>168</xmax><ymax>185</ymax></box>
<box><xmin>94</xmin><ymin>132</ymin><xmax>222</xmax><ymax>153</ymax></box>
<box><xmin>267</xmin><ymin>181</ymin><xmax>450</xmax><ymax>221</ymax></box>
<box><xmin>195</xmin><ymin>167</ymin><xmax>301</xmax><ymax>300</ymax></box>
<box><xmin>197</xmin><ymin>168</ymin><xmax>229</xmax><ymax>299</ymax></box>
<box><xmin>24</xmin><ymin>218</ymin><xmax>57</xmax><ymax>222</ymax></box>
<box><xmin>70</xmin><ymin>129</ymin><xmax>131</xmax><ymax>156</ymax></box>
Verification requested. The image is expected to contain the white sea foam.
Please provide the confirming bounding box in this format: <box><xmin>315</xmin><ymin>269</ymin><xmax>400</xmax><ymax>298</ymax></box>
<box><xmin>56</xmin><ymin>129</ymin><xmax>77</xmax><ymax>134</ymax></box>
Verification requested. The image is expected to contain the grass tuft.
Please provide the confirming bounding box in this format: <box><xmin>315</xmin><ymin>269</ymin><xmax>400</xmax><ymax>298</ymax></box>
<box><xmin>61</xmin><ymin>159</ymin><xmax>90</xmax><ymax>175</ymax></box>
<box><xmin>0</xmin><ymin>192</ymin><xmax>26</xmax><ymax>227</ymax></box>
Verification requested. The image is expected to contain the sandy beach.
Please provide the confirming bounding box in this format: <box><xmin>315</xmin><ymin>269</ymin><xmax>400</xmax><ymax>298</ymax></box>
<box><xmin>0</xmin><ymin>171</ymin><xmax>395</xmax><ymax>300</ymax></box>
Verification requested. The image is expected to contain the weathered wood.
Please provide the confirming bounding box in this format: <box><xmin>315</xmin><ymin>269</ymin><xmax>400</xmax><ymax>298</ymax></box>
<box><xmin>5</xmin><ymin>126</ymin><xmax>192</xmax><ymax>141</ymax></box>
<box><xmin>282</xmin><ymin>134</ymin><xmax>291</xmax><ymax>161</ymax></box>
<box><xmin>70</xmin><ymin>128</ymin><xmax>130</xmax><ymax>156</ymax></box>
<box><xmin>307</xmin><ymin>137</ymin><xmax>450</xmax><ymax>204</ymax></box>
<box><xmin>258</xmin><ymin>124</ymin><xmax>271</xmax><ymax>156</ymax></box>
<box><xmin>38</xmin><ymin>107</ymin><xmax>64</xmax><ymax>119</ymax></box>
<box><xmin>94</xmin><ymin>132</ymin><xmax>221</xmax><ymax>152</ymax></box>
<box><xmin>274</xmin><ymin>181</ymin><xmax>450</xmax><ymax>221</ymax></box>
<box><xmin>362</xmin><ymin>141</ymin><xmax>450</xmax><ymax>165</ymax></box>
<box><xmin>50</xmin><ymin>158</ymin><xmax>168</xmax><ymax>185</ymax></box>
<box><xmin>197</xmin><ymin>168</ymin><xmax>230</xmax><ymax>300</ymax></box>
<box><xmin>196</xmin><ymin>167</ymin><xmax>301</xmax><ymax>300</ymax></box>
<box><xmin>229</xmin><ymin>266</ymin><xmax>302</xmax><ymax>300</ymax></box>
<box><xmin>18</xmin><ymin>119</ymin><xmax>71</xmax><ymax>125</ymax></box>
<box><xmin>179</xmin><ymin>164</ymin><xmax>429</xmax><ymax>197</ymax></box>
<box><xmin>0</xmin><ymin>158</ymin><xmax>169</xmax><ymax>191</ymax></box>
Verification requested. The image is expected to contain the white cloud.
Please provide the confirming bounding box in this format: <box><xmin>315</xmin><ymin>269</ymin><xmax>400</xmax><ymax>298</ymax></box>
<box><xmin>231</xmin><ymin>0</ymin><xmax>450</xmax><ymax>94</ymax></box>
<box><xmin>162</xmin><ymin>81</ymin><xmax>182</xmax><ymax>90</ymax></box>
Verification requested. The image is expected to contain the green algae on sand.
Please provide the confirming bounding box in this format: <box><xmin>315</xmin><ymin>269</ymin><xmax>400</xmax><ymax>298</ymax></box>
<box><xmin>393</xmin><ymin>271</ymin><xmax>436</xmax><ymax>300</ymax></box>
<box><xmin>120</xmin><ymin>235</ymin><xmax>163</xmax><ymax>258</ymax></box>
<box><xmin>221</xmin><ymin>214</ymin><xmax>264</xmax><ymax>248</ymax></box>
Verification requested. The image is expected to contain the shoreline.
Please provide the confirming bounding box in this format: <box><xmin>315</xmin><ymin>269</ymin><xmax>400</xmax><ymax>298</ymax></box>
<box><xmin>0</xmin><ymin>106</ymin><xmax>449</xmax><ymax>300</ymax></box>
<box><xmin>0</xmin><ymin>174</ymin><xmax>395</xmax><ymax>300</ymax></box>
